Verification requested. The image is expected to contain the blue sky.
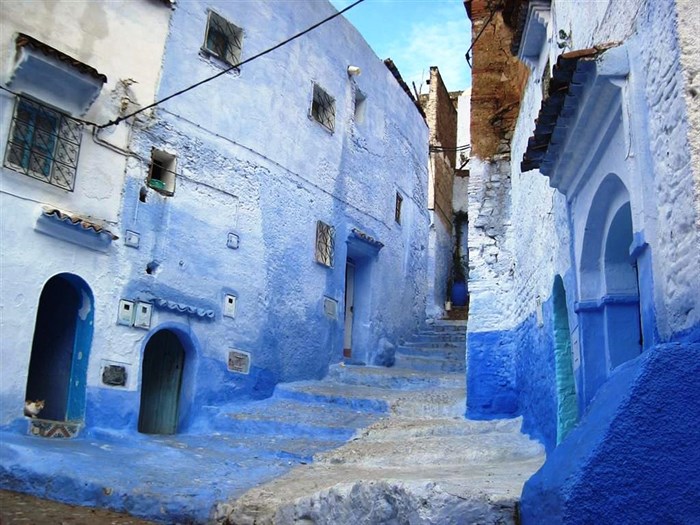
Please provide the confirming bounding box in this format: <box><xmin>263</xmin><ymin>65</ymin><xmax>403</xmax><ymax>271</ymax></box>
<box><xmin>329</xmin><ymin>0</ymin><xmax>472</xmax><ymax>93</ymax></box>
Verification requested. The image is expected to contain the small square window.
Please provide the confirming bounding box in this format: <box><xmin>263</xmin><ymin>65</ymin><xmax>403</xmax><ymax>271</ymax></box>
<box><xmin>315</xmin><ymin>220</ymin><xmax>334</xmax><ymax>267</ymax></box>
<box><xmin>4</xmin><ymin>96</ymin><xmax>82</xmax><ymax>191</ymax></box>
<box><xmin>203</xmin><ymin>11</ymin><xmax>243</xmax><ymax>66</ymax></box>
<box><xmin>148</xmin><ymin>149</ymin><xmax>176</xmax><ymax>196</ymax></box>
<box><xmin>395</xmin><ymin>192</ymin><xmax>403</xmax><ymax>224</ymax></box>
<box><xmin>311</xmin><ymin>84</ymin><xmax>336</xmax><ymax>132</ymax></box>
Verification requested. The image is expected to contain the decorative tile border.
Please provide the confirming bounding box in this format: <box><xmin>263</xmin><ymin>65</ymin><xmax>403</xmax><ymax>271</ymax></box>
<box><xmin>28</xmin><ymin>419</ymin><xmax>81</xmax><ymax>439</ymax></box>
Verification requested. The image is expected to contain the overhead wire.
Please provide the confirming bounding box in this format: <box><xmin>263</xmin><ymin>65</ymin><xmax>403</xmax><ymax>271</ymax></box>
<box><xmin>465</xmin><ymin>1</ymin><xmax>499</xmax><ymax>69</ymax></box>
<box><xmin>98</xmin><ymin>0</ymin><xmax>366</xmax><ymax>129</ymax></box>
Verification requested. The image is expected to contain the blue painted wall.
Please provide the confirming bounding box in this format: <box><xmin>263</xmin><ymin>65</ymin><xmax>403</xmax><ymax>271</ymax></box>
<box><xmin>467</xmin><ymin>306</ymin><xmax>558</xmax><ymax>451</ymax></box>
<box><xmin>83</xmin><ymin>0</ymin><xmax>430</xmax><ymax>435</ymax></box>
<box><xmin>521</xmin><ymin>341</ymin><xmax>700</xmax><ymax>524</ymax></box>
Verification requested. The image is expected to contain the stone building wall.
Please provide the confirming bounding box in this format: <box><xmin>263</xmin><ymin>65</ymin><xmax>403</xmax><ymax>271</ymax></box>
<box><xmin>467</xmin><ymin>0</ymin><xmax>700</xmax><ymax>520</ymax></box>
<box><xmin>467</xmin><ymin>0</ymin><xmax>700</xmax><ymax>442</ymax></box>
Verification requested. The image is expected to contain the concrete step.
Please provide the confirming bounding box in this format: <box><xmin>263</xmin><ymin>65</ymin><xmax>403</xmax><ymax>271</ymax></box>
<box><xmin>390</xmin><ymin>389</ymin><xmax>466</xmax><ymax>418</ymax></box>
<box><xmin>274</xmin><ymin>380</ymin><xmax>392</xmax><ymax>413</ymax></box>
<box><xmin>326</xmin><ymin>364</ymin><xmax>464</xmax><ymax>390</ymax></box>
<box><xmin>396</xmin><ymin>344</ymin><xmax>465</xmax><ymax>361</ymax></box>
<box><xmin>410</xmin><ymin>333</ymin><xmax>466</xmax><ymax>343</ymax></box>
<box><xmin>403</xmin><ymin>340</ymin><xmax>463</xmax><ymax>348</ymax></box>
<box><xmin>315</xmin><ymin>427</ymin><xmax>544</xmax><ymax>467</ymax></box>
<box><xmin>206</xmin><ymin>399</ymin><xmax>381</xmax><ymax>440</ymax></box>
<box><xmin>425</xmin><ymin>320</ymin><xmax>468</xmax><ymax>331</ymax></box>
<box><xmin>394</xmin><ymin>354</ymin><xmax>466</xmax><ymax>373</ymax></box>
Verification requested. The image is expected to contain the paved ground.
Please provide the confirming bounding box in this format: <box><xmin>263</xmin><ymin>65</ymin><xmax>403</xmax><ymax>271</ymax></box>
<box><xmin>0</xmin><ymin>490</ymin><xmax>157</xmax><ymax>524</ymax></box>
<box><xmin>0</xmin><ymin>320</ymin><xmax>545</xmax><ymax>524</ymax></box>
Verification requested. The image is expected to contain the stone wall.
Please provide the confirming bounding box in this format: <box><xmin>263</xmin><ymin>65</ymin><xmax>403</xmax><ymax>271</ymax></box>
<box><xmin>676</xmin><ymin>0</ymin><xmax>700</xmax><ymax>230</ymax></box>
<box><xmin>422</xmin><ymin>67</ymin><xmax>460</xmax><ymax>317</ymax></box>
<box><xmin>424</xmin><ymin>67</ymin><xmax>458</xmax><ymax>226</ymax></box>
<box><xmin>468</xmin><ymin>0</ymin><xmax>528</xmax><ymax>159</ymax></box>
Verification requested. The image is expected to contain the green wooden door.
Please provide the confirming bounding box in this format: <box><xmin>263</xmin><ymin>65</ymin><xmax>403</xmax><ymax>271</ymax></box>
<box><xmin>138</xmin><ymin>330</ymin><xmax>184</xmax><ymax>435</ymax></box>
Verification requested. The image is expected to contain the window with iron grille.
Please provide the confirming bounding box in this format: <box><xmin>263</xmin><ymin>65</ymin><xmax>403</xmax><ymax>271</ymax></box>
<box><xmin>4</xmin><ymin>96</ymin><xmax>82</xmax><ymax>191</ymax></box>
<box><xmin>203</xmin><ymin>11</ymin><xmax>243</xmax><ymax>66</ymax></box>
<box><xmin>311</xmin><ymin>84</ymin><xmax>335</xmax><ymax>132</ymax></box>
<box><xmin>315</xmin><ymin>220</ymin><xmax>334</xmax><ymax>267</ymax></box>
<box><xmin>395</xmin><ymin>192</ymin><xmax>403</xmax><ymax>224</ymax></box>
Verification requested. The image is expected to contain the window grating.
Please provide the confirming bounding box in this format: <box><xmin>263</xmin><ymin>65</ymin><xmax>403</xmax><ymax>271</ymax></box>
<box><xmin>315</xmin><ymin>220</ymin><xmax>335</xmax><ymax>267</ymax></box>
<box><xmin>311</xmin><ymin>84</ymin><xmax>336</xmax><ymax>132</ymax></box>
<box><xmin>4</xmin><ymin>96</ymin><xmax>82</xmax><ymax>191</ymax></box>
<box><xmin>204</xmin><ymin>11</ymin><xmax>243</xmax><ymax>66</ymax></box>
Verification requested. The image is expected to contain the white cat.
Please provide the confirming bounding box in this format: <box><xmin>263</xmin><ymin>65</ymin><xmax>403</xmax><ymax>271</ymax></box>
<box><xmin>24</xmin><ymin>400</ymin><xmax>44</xmax><ymax>418</ymax></box>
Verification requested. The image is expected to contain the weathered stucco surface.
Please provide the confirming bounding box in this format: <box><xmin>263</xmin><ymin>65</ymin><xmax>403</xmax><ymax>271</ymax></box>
<box><xmin>467</xmin><ymin>0</ymin><xmax>700</xmax><ymax>522</ymax></box>
<box><xmin>0</xmin><ymin>0</ymin><xmax>171</xmax><ymax>425</ymax></box>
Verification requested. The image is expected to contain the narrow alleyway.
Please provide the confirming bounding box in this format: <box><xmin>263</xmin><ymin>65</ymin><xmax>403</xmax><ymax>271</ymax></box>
<box><xmin>0</xmin><ymin>320</ymin><xmax>543</xmax><ymax>524</ymax></box>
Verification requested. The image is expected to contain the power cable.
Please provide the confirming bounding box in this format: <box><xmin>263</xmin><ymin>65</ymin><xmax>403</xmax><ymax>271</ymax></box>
<box><xmin>429</xmin><ymin>144</ymin><xmax>471</xmax><ymax>152</ymax></box>
<box><xmin>1</xmin><ymin>0</ymin><xmax>366</xmax><ymax>129</ymax></box>
<box><xmin>98</xmin><ymin>0</ymin><xmax>366</xmax><ymax>129</ymax></box>
<box><xmin>465</xmin><ymin>2</ymin><xmax>498</xmax><ymax>69</ymax></box>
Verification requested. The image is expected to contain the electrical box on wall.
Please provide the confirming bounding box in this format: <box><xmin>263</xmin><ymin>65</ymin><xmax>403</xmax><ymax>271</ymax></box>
<box><xmin>228</xmin><ymin>349</ymin><xmax>251</xmax><ymax>374</ymax></box>
<box><xmin>134</xmin><ymin>302</ymin><xmax>152</xmax><ymax>329</ymax></box>
<box><xmin>118</xmin><ymin>300</ymin><xmax>135</xmax><ymax>326</ymax></box>
<box><xmin>224</xmin><ymin>294</ymin><xmax>237</xmax><ymax>318</ymax></box>
<box><xmin>125</xmin><ymin>230</ymin><xmax>140</xmax><ymax>248</ymax></box>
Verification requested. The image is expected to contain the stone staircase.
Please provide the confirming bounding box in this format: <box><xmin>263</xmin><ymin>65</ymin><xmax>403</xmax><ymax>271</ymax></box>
<box><xmin>394</xmin><ymin>320</ymin><xmax>467</xmax><ymax>373</ymax></box>
<box><xmin>216</xmin><ymin>319</ymin><xmax>545</xmax><ymax>525</ymax></box>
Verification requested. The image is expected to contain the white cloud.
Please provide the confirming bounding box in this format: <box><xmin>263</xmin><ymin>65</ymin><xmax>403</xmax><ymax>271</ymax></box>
<box><xmin>386</xmin><ymin>17</ymin><xmax>471</xmax><ymax>93</ymax></box>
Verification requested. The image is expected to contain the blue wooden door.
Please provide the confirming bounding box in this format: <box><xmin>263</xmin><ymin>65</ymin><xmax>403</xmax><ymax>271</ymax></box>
<box><xmin>26</xmin><ymin>276</ymin><xmax>79</xmax><ymax>421</ymax></box>
<box><xmin>138</xmin><ymin>330</ymin><xmax>184</xmax><ymax>435</ymax></box>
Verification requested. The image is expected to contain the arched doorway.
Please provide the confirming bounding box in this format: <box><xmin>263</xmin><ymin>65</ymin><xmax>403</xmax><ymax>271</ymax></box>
<box><xmin>138</xmin><ymin>329</ymin><xmax>185</xmax><ymax>435</ymax></box>
<box><xmin>603</xmin><ymin>202</ymin><xmax>642</xmax><ymax>367</ymax></box>
<box><xmin>25</xmin><ymin>273</ymin><xmax>93</xmax><ymax>422</ymax></box>
<box><xmin>552</xmin><ymin>276</ymin><xmax>578</xmax><ymax>443</ymax></box>
<box><xmin>577</xmin><ymin>174</ymin><xmax>642</xmax><ymax>407</ymax></box>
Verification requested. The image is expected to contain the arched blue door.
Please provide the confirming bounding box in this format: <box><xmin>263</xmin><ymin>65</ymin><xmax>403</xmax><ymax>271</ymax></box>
<box><xmin>138</xmin><ymin>330</ymin><xmax>185</xmax><ymax>435</ymax></box>
<box><xmin>25</xmin><ymin>274</ymin><xmax>93</xmax><ymax>421</ymax></box>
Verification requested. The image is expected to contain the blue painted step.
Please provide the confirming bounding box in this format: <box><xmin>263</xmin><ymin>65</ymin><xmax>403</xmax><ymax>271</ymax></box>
<box><xmin>403</xmin><ymin>340</ymin><xmax>463</xmax><ymax>348</ymax></box>
<box><xmin>327</xmin><ymin>364</ymin><xmax>464</xmax><ymax>390</ymax></box>
<box><xmin>396</xmin><ymin>345</ymin><xmax>464</xmax><ymax>360</ymax></box>
<box><xmin>274</xmin><ymin>380</ymin><xmax>391</xmax><ymax>413</ymax></box>
<box><xmin>394</xmin><ymin>354</ymin><xmax>466</xmax><ymax>373</ymax></box>
<box><xmin>410</xmin><ymin>333</ymin><xmax>466</xmax><ymax>343</ymax></box>
<box><xmin>206</xmin><ymin>398</ymin><xmax>381</xmax><ymax>440</ymax></box>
